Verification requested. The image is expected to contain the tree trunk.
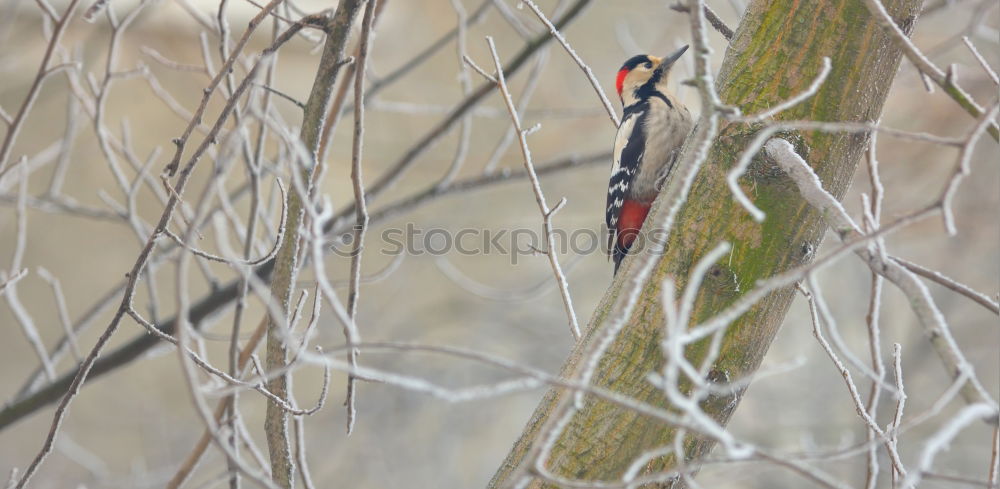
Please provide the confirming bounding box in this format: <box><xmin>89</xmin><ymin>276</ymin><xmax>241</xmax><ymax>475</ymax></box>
<box><xmin>489</xmin><ymin>0</ymin><xmax>922</xmax><ymax>486</ymax></box>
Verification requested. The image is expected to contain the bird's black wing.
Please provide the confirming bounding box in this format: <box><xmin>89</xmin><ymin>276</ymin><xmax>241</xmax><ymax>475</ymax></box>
<box><xmin>606</xmin><ymin>103</ymin><xmax>647</xmax><ymax>257</ymax></box>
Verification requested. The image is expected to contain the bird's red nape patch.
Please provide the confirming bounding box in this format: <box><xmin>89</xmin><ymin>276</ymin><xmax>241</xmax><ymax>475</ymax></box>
<box><xmin>616</xmin><ymin>200</ymin><xmax>651</xmax><ymax>250</ymax></box>
<box><xmin>615</xmin><ymin>68</ymin><xmax>629</xmax><ymax>96</ymax></box>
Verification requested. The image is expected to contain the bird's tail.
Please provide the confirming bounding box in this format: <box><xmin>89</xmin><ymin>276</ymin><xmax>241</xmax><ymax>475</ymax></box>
<box><xmin>612</xmin><ymin>241</ymin><xmax>629</xmax><ymax>275</ymax></box>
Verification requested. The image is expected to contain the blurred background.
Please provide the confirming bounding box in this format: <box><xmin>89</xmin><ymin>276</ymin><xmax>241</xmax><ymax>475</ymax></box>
<box><xmin>0</xmin><ymin>0</ymin><xmax>997</xmax><ymax>487</ymax></box>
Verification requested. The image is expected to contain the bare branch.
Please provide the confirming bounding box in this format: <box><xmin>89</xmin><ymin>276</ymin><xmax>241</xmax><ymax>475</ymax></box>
<box><xmin>162</xmin><ymin>179</ymin><xmax>288</xmax><ymax>267</ymax></box>
<box><xmin>521</xmin><ymin>0</ymin><xmax>619</xmax><ymax>127</ymax></box>
<box><xmin>668</xmin><ymin>1</ymin><xmax>735</xmax><ymax>41</ymax></box>
<box><xmin>961</xmin><ymin>36</ymin><xmax>999</xmax><ymax>85</ymax></box>
<box><xmin>891</xmin><ymin>256</ymin><xmax>999</xmax><ymax>315</ymax></box>
<box><xmin>36</xmin><ymin>268</ymin><xmax>81</xmax><ymax>363</ymax></box>
<box><xmin>861</xmin><ymin>0</ymin><xmax>1000</xmax><ymax>141</ymax></box>
<box><xmin>798</xmin><ymin>282</ymin><xmax>907</xmax><ymax>477</ymax></box>
<box><xmin>0</xmin><ymin>268</ymin><xmax>27</xmax><ymax>294</ymax></box>
<box><xmin>482</xmin><ymin>36</ymin><xmax>580</xmax><ymax>340</ymax></box>
<box><xmin>903</xmin><ymin>403</ymin><xmax>998</xmax><ymax>488</ymax></box>
<box><xmin>889</xmin><ymin>343</ymin><xmax>907</xmax><ymax>486</ymax></box>
<box><xmin>990</xmin><ymin>424</ymin><xmax>1000</xmax><ymax>487</ymax></box>
<box><xmin>0</xmin><ymin>0</ymin><xmax>82</xmax><ymax>175</ymax></box>
<box><xmin>344</xmin><ymin>0</ymin><xmax>378</xmax><ymax>436</ymax></box>
<box><xmin>5</xmin><ymin>161</ymin><xmax>56</xmax><ymax>382</ymax></box>
<box><xmin>940</xmin><ymin>103</ymin><xmax>999</xmax><ymax>235</ymax></box>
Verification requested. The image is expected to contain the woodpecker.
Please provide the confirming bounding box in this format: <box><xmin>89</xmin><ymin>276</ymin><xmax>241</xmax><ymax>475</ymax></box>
<box><xmin>606</xmin><ymin>45</ymin><xmax>693</xmax><ymax>273</ymax></box>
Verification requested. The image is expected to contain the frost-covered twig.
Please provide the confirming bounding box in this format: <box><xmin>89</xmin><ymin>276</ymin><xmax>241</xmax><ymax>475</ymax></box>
<box><xmin>520</xmin><ymin>0</ymin><xmax>619</xmax><ymax>127</ymax></box>
<box><xmin>482</xmin><ymin>36</ymin><xmax>581</xmax><ymax>340</ymax></box>
<box><xmin>861</xmin><ymin>0</ymin><xmax>999</xmax><ymax>140</ymax></box>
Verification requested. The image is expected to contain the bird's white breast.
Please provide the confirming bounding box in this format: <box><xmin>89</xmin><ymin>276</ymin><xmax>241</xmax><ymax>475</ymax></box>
<box><xmin>629</xmin><ymin>95</ymin><xmax>692</xmax><ymax>202</ymax></box>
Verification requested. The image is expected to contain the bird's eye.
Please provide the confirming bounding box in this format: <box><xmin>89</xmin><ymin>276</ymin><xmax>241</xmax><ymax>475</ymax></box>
<box><xmin>643</xmin><ymin>62</ymin><xmax>653</xmax><ymax>69</ymax></box>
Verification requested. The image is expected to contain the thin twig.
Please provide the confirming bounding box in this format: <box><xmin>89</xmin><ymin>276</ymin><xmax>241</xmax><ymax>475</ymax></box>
<box><xmin>0</xmin><ymin>0</ymin><xmax>82</xmax><ymax>176</ymax></box>
<box><xmin>344</xmin><ymin>0</ymin><xmax>378</xmax><ymax>436</ymax></box>
<box><xmin>961</xmin><ymin>36</ymin><xmax>999</xmax><ymax>85</ymax></box>
<box><xmin>861</xmin><ymin>0</ymin><xmax>999</xmax><ymax>141</ymax></box>
<box><xmin>482</xmin><ymin>49</ymin><xmax>549</xmax><ymax>175</ymax></box>
<box><xmin>36</xmin><ymin>268</ymin><xmax>81</xmax><ymax>363</ymax></box>
<box><xmin>889</xmin><ymin>343</ymin><xmax>906</xmax><ymax>486</ymax></box>
<box><xmin>483</xmin><ymin>36</ymin><xmax>580</xmax><ymax>340</ymax></box>
<box><xmin>162</xmin><ymin>179</ymin><xmax>288</xmax><ymax>267</ymax></box>
<box><xmin>437</xmin><ymin>0</ymin><xmax>475</xmax><ymax>188</ymax></box>
<box><xmin>989</xmin><ymin>423</ymin><xmax>999</xmax><ymax>487</ymax></box>
<box><xmin>861</xmin><ymin>134</ymin><xmax>887</xmax><ymax>489</ymax></box>
<box><xmin>140</xmin><ymin>46</ymin><xmax>210</xmax><ymax>74</ymax></box>
<box><xmin>940</xmin><ymin>102</ymin><xmax>999</xmax><ymax>235</ymax></box>
<box><xmin>903</xmin><ymin>403</ymin><xmax>997</xmax><ymax>488</ymax></box>
<box><xmin>891</xmin><ymin>256</ymin><xmax>999</xmax><ymax>315</ymax></box>
<box><xmin>521</xmin><ymin>0</ymin><xmax>618</xmax><ymax>127</ymax></box>
<box><xmin>254</xmin><ymin>83</ymin><xmax>306</xmax><ymax>109</ymax></box>
<box><xmin>0</xmin><ymin>268</ymin><xmax>27</xmax><ymax>294</ymax></box>
<box><xmin>798</xmin><ymin>281</ymin><xmax>907</xmax><ymax>477</ymax></box>
<box><xmin>166</xmin><ymin>315</ymin><xmax>272</xmax><ymax>489</ymax></box>
<box><xmin>668</xmin><ymin>1</ymin><xmax>735</xmax><ymax>41</ymax></box>
<box><xmin>5</xmin><ymin>161</ymin><xmax>56</xmax><ymax>382</ymax></box>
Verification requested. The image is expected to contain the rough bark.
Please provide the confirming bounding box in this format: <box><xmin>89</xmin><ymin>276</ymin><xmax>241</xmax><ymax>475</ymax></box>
<box><xmin>489</xmin><ymin>0</ymin><xmax>922</xmax><ymax>486</ymax></box>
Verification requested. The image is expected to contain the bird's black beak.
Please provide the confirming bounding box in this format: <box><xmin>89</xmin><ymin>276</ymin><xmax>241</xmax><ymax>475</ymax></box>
<box><xmin>660</xmin><ymin>45</ymin><xmax>689</xmax><ymax>70</ymax></box>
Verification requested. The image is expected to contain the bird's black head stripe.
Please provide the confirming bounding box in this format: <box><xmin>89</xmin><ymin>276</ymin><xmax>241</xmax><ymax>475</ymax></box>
<box><xmin>620</xmin><ymin>55</ymin><xmax>651</xmax><ymax>72</ymax></box>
